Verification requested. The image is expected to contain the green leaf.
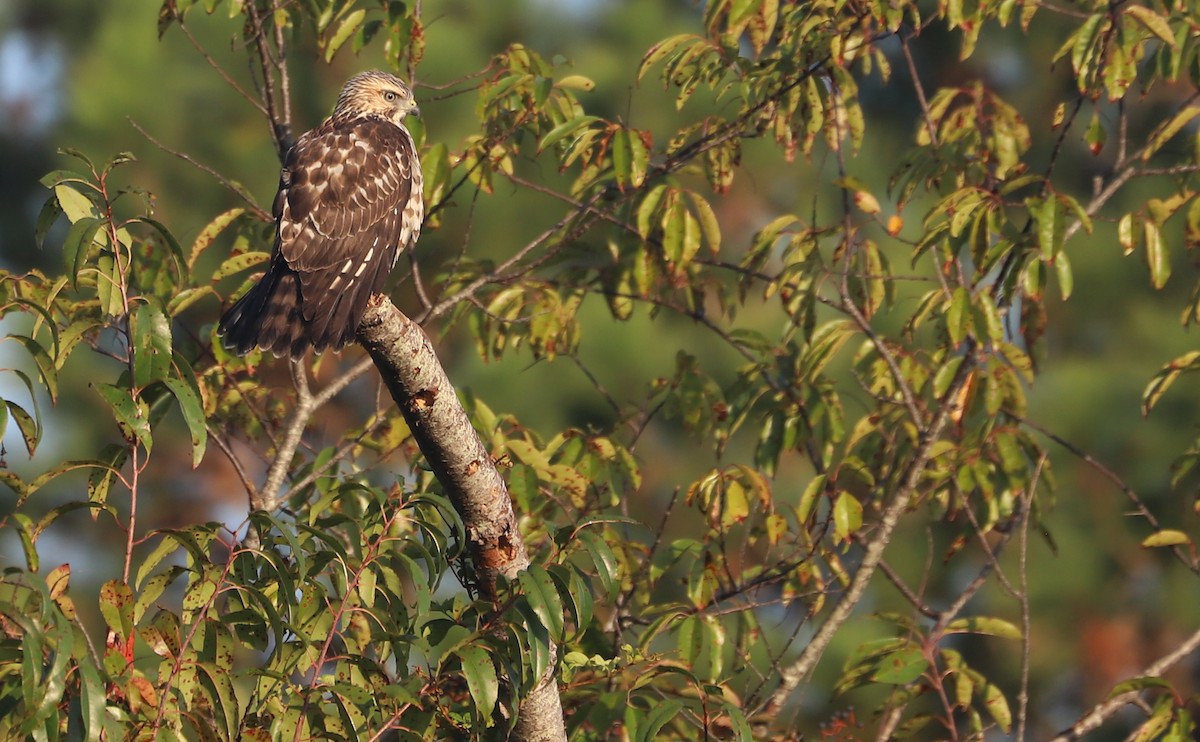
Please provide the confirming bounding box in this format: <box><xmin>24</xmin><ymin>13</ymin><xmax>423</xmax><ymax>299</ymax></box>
<box><xmin>1053</xmin><ymin>249</ymin><xmax>1073</xmax><ymax>300</ymax></box>
<box><xmin>547</xmin><ymin>564</ymin><xmax>593</xmax><ymax>641</ymax></box>
<box><xmin>11</xmin><ymin>334</ymin><xmax>58</xmax><ymax>402</ymax></box>
<box><xmin>947</xmin><ymin>287</ymin><xmax>971</xmax><ymax>345</ymax></box>
<box><xmin>982</xmin><ymin>681</ymin><xmax>1012</xmax><ymax>733</ymax></box>
<box><xmin>61</xmin><ymin>217</ymin><xmax>105</xmax><ymax>287</ymax></box>
<box><xmin>1031</xmin><ymin>195</ymin><xmax>1062</xmax><ymax>259</ymax></box>
<box><xmin>1143</xmin><ymin>351</ymin><xmax>1200</xmax><ymax>414</ymax></box>
<box><xmin>944</xmin><ymin>616</ymin><xmax>1023</xmax><ymax>639</ymax></box>
<box><xmin>130</xmin><ymin>300</ymin><xmax>172</xmax><ymax>388</ymax></box>
<box><xmin>797</xmin><ymin>320</ymin><xmax>856</xmax><ymax>381</ymax></box>
<box><xmin>325</xmin><ymin>8</ymin><xmax>365</xmax><ymax>62</ymax></box>
<box><xmin>55</xmin><ymin>183</ymin><xmax>99</xmax><ymax>222</ymax></box>
<box><xmin>76</xmin><ymin>652</ymin><xmax>106</xmax><ymax>740</ymax></box>
<box><xmin>513</xmin><ymin>598</ymin><xmax>552</xmax><ymax>686</ymax></box>
<box><xmin>212</xmin><ymin>251</ymin><xmax>270</xmax><ymax>280</ymax></box>
<box><xmin>32</xmin><ymin>612</ymin><xmax>73</xmax><ymax>728</ymax></box>
<box><xmin>755</xmin><ymin>411</ymin><xmax>785</xmax><ymax>478</ymax></box>
<box><xmin>162</xmin><ymin>372</ymin><xmax>207</xmax><ymax>467</ymax></box>
<box><xmin>519</xmin><ymin>565</ymin><xmax>565</xmax><ymax>641</ymax></box>
<box><xmin>189</xmin><ymin>207</ymin><xmax>246</xmax><ymax>269</ymax></box>
<box><xmin>538</xmin><ymin>115</ymin><xmax>599</xmax><ymax>153</ymax></box>
<box><xmin>1144</xmin><ymin>220</ymin><xmax>1170</xmax><ymax>288</ymax></box>
<box><xmin>94</xmin><ymin>383</ymin><xmax>152</xmax><ymax>453</ymax></box>
<box><xmin>34</xmin><ymin>196</ymin><xmax>63</xmax><ymax>250</ymax></box>
<box><xmin>577</xmin><ymin>528</ymin><xmax>619</xmax><ymax>600</ymax></box>
<box><xmin>166</xmin><ymin>285</ymin><xmax>217</xmax><ymax>316</ymax></box>
<box><xmin>639</xmin><ymin>33</ymin><xmax>701</xmax><ymax>81</ymax></box>
<box><xmin>5</xmin><ymin>401</ymin><xmax>40</xmax><ymax>457</ymax></box>
<box><xmin>1118</xmin><ymin>213</ymin><xmax>1137</xmax><ymax>254</ymax></box>
<box><xmin>685</xmin><ymin>190</ymin><xmax>721</xmax><ymax>253</ymax></box>
<box><xmin>88</xmin><ymin>444</ymin><xmax>128</xmax><ymax>508</ymax></box>
<box><xmin>797</xmin><ymin>475</ymin><xmax>826</xmax><ymax>523</ymax></box>
<box><xmin>933</xmin><ymin>355</ymin><xmax>965</xmax><ymax>399</ymax></box>
<box><xmin>136</xmin><ymin>534</ymin><xmax>181</xmax><ymax>589</ymax></box>
<box><xmin>627</xmin><ymin>130</ymin><xmax>649</xmax><ymax>189</ymax></box>
<box><xmin>611</xmin><ymin>131</ymin><xmax>649</xmax><ymax>196</ymax></box>
<box><xmin>95</xmin><ymin>252</ymin><xmax>125</xmax><ymax>317</ymax></box>
<box><xmin>637</xmin><ymin>699</ymin><xmax>684</xmax><ymax>742</ymax></box>
<box><xmin>457</xmin><ymin>645</ymin><xmax>499</xmax><ymax>723</ymax></box>
<box><xmin>193</xmin><ymin>648</ymin><xmax>240</xmax><ymax>736</ymax></box>
<box><xmin>833</xmin><ymin>491</ymin><xmax>862</xmax><ymax>541</ymax></box>
<box><xmin>636</xmin><ymin>184</ymin><xmax>669</xmax><ymax>238</ymax></box>
<box><xmin>720</xmin><ymin>702</ymin><xmax>754</xmax><ymax>741</ymax></box>
<box><xmin>871</xmin><ymin>645</ymin><xmax>928</xmax><ymax>684</ymax></box>
<box><xmin>99</xmin><ymin>579</ymin><xmax>135</xmax><ymax>641</ymax></box>
<box><xmin>660</xmin><ymin>196</ymin><xmax>686</xmax><ymax>266</ymax></box>
<box><xmin>129</xmin><ymin>216</ymin><xmax>187</xmax><ymax>278</ymax></box>
<box><xmin>1108</xmin><ymin>676</ymin><xmax>1174</xmax><ymax>697</ymax></box>
<box><xmin>1124</xmin><ymin>5</ymin><xmax>1178</xmax><ymax>49</ymax></box>
<box><xmin>40</xmin><ymin>167</ymin><xmax>91</xmax><ymax>189</ymax></box>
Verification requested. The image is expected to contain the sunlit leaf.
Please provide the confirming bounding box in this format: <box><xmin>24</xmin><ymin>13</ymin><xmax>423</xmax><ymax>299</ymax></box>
<box><xmin>130</xmin><ymin>300</ymin><xmax>172</xmax><ymax>389</ymax></box>
<box><xmin>944</xmin><ymin>616</ymin><xmax>1023</xmax><ymax>639</ymax></box>
<box><xmin>1140</xmin><ymin>530</ymin><xmax>1191</xmax><ymax>548</ymax></box>
<box><xmin>325</xmin><ymin>8</ymin><xmax>365</xmax><ymax>61</ymax></box>
<box><xmin>833</xmin><ymin>491</ymin><xmax>862</xmax><ymax>541</ymax></box>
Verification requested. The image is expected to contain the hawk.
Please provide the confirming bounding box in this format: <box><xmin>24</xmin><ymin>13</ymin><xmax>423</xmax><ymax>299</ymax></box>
<box><xmin>219</xmin><ymin>70</ymin><xmax>424</xmax><ymax>358</ymax></box>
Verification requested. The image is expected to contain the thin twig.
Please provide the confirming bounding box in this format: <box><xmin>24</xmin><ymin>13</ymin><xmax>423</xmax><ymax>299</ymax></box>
<box><xmin>900</xmin><ymin>33</ymin><xmax>938</xmax><ymax>148</ymax></box>
<box><xmin>256</xmin><ymin>359</ymin><xmax>315</xmax><ymax>512</ymax></box>
<box><xmin>1049</xmin><ymin>624</ymin><xmax>1200</xmax><ymax>741</ymax></box>
<box><xmin>129</xmin><ymin>119</ymin><xmax>270</xmax><ymax>221</ymax></box>
<box><xmin>759</xmin><ymin>350</ymin><xmax>976</xmax><ymax>721</ymax></box>
<box><xmin>175</xmin><ymin>19</ymin><xmax>268</xmax><ymax>115</ymax></box>
<box><xmin>1019</xmin><ymin>415</ymin><xmax>1199</xmax><ymax>574</ymax></box>
<box><xmin>872</xmin><ymin>554</ymin><xmax>938</xmax><ymax>619</ymax></box>
<box><xmin>205</xmin><ymin>423</ymin><xmax>258</xmax><ymax>499</ymax></box>
<box><xmin>1017</xmin><ymin>453</ymin><xmax>1046</xmax><ymax>742</ymax></box>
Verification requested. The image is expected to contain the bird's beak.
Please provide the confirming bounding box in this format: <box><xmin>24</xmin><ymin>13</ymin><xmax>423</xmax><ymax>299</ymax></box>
<box><xmin>407</xmin><ymin>100</ymin><xmax>421</xmax><ymax>118</ymax></box>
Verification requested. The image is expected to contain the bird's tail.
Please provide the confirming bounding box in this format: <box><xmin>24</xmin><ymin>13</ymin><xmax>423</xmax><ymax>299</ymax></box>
<box><xmin>218</xmin><ymin>257</ymin><xmax>312</xmax><ymax>359</ymax></box>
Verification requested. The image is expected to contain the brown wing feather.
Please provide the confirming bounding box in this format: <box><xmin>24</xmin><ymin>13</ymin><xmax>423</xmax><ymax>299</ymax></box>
<box><xmin>279</xmin><ymin>118</ymin><xmax>418</xmax><ymax>268</ymax></box>
<box><xmin>218</xmin><ymin>114</ymin><xmax>422</xmax><ymax>358</ymax></box>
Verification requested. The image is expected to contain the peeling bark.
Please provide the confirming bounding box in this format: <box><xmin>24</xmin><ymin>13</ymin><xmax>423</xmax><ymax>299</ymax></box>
<box><xmin>357</xmin><ymin>296</ymin><xmax>566</xmax><ymax>741</ymax></box>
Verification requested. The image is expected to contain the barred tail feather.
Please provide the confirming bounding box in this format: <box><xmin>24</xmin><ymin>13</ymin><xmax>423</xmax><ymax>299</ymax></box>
<box><xmin>218</xmin><ymin>259</ymin><xmax>309</xmax><ymax>359</ymax></box>
<box><xmin>297</xmin><ymin>252</ymin><xmax>391</xmax><ymax>354</ymax></box>
<box><xmin>220</xmin><ymin>254</ymin><xmax>394</xmax><ymax>359</ymax></box>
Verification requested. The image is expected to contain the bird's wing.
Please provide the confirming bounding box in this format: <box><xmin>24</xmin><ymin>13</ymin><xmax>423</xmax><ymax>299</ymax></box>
<box><xmin>275</xmin><ymin>118</ymin><xmax>421</xmax><ymax>272</ymax></box>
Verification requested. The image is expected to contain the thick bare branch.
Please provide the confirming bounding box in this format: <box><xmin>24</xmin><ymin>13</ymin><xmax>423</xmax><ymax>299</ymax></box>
<box><xmin>356</xmin><ymin>296</ymin><xmax>566</xmax><ymax>742</ymax></box>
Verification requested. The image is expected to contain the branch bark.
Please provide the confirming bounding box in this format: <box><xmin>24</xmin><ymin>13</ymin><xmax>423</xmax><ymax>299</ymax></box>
<box><xmin>356</xmin><ymin>296</ymin><xmax>566</xmax><ymax>742</ymax></box>
<box><xmin>758</xmin><ymin>352</ymin><xmax>975</xmax><ymax>722</ymax></box>
<box><xmin>1049</xmin><ymin>623</ymin><xmax>1200</xmax><ymax>741</ymax></box>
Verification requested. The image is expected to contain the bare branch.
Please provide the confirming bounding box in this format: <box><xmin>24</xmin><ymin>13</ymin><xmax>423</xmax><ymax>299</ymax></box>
<box><xmin>175</xmin><ymin>18</ymin><xmax>268</xmax><ymax>115</ymax></box>
<box><xmin>255</xmin><ymin>359</ymin><xmax>315</xmax><ymax>513</ymax></box>
<box><xmin>1050</xmin><ymin>625</ymin><xmax>1200</xmax><ymax>741</ymax></box>
<box><xmin>356</xmin><ymin>296</ymin><xmax>566</xmax><ymax>741</ymax></box>
<box><xmin>129</xmin><ymin>119</ymin><xmax>270</xmax><ymax>221</ymax></box>
<box><xmin>1019</xmin><ymin>415</ymin><xmax>1199</xmax><ymax>574</ymax></box>
<box><xmin>760</xmin><ymin>350</ymin><xmax>977</xmax><ymax>721</ymax></box>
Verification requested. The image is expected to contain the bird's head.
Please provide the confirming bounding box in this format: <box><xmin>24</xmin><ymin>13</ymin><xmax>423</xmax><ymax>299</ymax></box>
<box><xmin>334</xmin><ymin>70</ymin><xmax>420</xmax><ymax>125</ymax></box>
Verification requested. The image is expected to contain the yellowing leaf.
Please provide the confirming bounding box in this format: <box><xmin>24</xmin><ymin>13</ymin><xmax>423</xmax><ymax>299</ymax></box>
<box><xmin>55</xmin><ymin>184</ymin><xmax>98</xmax><ymax>223</ymax></box>
<box><xmin>1124</xmin><ymin>5</ymin><xmax>1178</xmax><ymax>49</ymax></box>
<box><xmin>1140</xmin><ymin>529</ymin><xmax>1191</xmax><ymax>548</ymax></box>
<box><xmin>833</xmin><ymin>491</ymin><xmax>862</xmax><ymax>541</ymax></box>
<box><xmin>1144</xmin><ymin>220</ymin><xmax>1170</xmax><ymax>289</ymax></box>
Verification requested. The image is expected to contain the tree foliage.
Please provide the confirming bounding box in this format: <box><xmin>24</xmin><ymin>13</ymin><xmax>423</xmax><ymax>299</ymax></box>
<box><xmin>1</xmin><ymin>0</ymin><xmax>1199</xmax><ymax>739</ymax></box>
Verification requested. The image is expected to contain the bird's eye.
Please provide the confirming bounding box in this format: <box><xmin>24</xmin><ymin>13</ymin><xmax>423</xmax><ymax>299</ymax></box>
<box><xmin>383</xmin><ymin>91</ymin><xmax>397</xmax><ymax>102</ymax></box>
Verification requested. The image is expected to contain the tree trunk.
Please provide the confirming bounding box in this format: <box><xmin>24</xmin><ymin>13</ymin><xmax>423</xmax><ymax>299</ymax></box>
<box><xmin>357</xmin><ymin>296</ymin><xmax>566</xmax><ymax>741</ymax></box>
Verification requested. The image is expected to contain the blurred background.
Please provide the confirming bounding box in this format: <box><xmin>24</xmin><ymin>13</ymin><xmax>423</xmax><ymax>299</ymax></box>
<box><xmin>1</xmin><ymin>0</ymin><xmax>1198</xmax><ymax>737</ymax></box>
